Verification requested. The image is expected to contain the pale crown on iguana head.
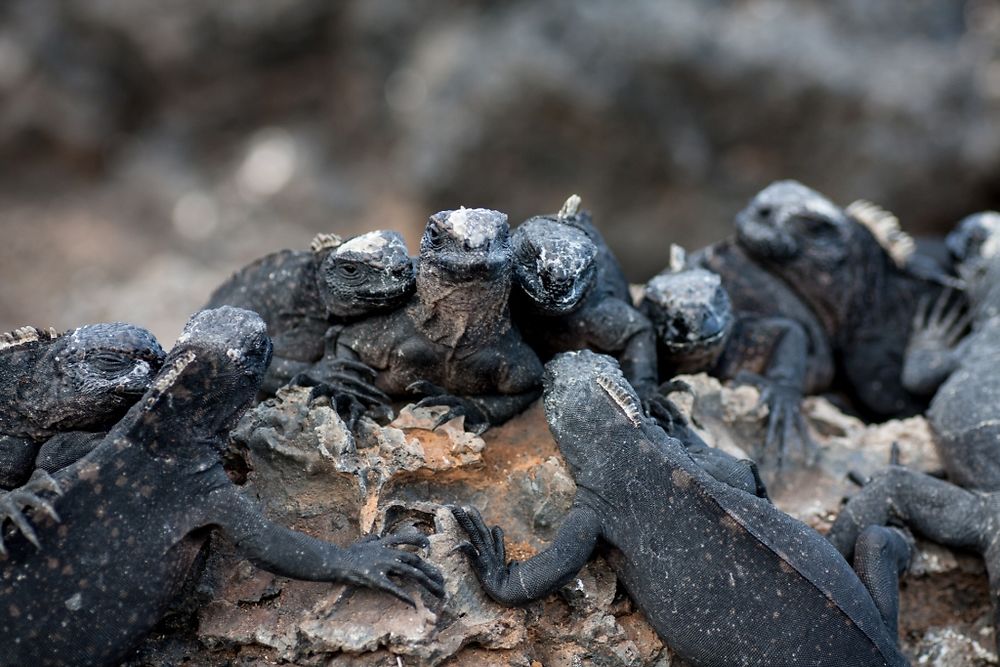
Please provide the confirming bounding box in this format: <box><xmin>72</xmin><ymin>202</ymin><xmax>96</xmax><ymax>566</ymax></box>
<box><xmin>318</xmin><ymin>230</ymin><xmax>416</xmax><ymax>318</ymax></box>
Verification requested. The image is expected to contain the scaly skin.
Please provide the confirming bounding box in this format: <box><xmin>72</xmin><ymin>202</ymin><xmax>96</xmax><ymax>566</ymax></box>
<box><xmin>206</xmin><ymin>230</ymin><xmax>414</xmax><ymax>408</ymax></box>
<box><xmin>830</xmin><ymin>223</ymin><xmax>1000</xmax><ymax>651</ymax></box>
<box><xmin>454</xmin><ymin>350</ymin><xmax>910</xmax><ymax>666</ymax></box>
<box><xmin>641</xmin><ymin>266</ymin><xmax>815</xmax><ymax>469</ymax></box>
<box><xmin>335</xmin><ymin>208</ymin><xmax>544</xmax><ymax>432</ymax></box>
<box><xmin>0</xmin><ymin>307</ymin><xmax>443</xmax><ymax>667</ymax></box>
<box><xmin>727</xmin><ymin>180</ymin><xmax>945</xmax><ymax>419</ymax></box>
<box><xmin>0</xmin><ymin>322</ymin><xmax>165</xmax><ymax>490</ymax></box>
<box><xmin>511</xmin><ymin>196</ymin><xmax>658</xmax><ymax>398</ymax></box>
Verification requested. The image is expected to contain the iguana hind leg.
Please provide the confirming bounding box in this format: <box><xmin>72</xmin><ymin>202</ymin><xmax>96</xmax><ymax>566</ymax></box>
<box><xmin>852</xmin><ymin>525</ymin><xmax>912</xmax><ymax>641</ymax></box>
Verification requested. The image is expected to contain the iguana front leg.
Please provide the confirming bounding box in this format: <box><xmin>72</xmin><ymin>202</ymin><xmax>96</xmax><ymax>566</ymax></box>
<box><xmin>0</xmin><ymin>469</ymin><xmax>62</xmax><ymax>556</ymax></box>
<box><xmin>0</xmin><ymin>435</ymin><xmax>40</xmax><ymax>490</ymax></box>
<box><xmin>901</xmin><ymin>290</ymin><xmax>970</xmax><ymax>395</ymax></box>
<box><xmin>451</xmin><ymin>504</ymin><xmax>601</xmax><ymax>606</ymax></box>
<box><xmin>727</xmin><ymin>317</ymin><xmax>814</xmax><ymax>468</ymax></box>
<box><xmin>410</xmin><ymin>382</ymin><xmax>541</xmax><ymax>434</ymax></box>
<box><xmin>204</xmin><ymin>486</ymin><xmax>444</xmax><ymax>606</ymax></box>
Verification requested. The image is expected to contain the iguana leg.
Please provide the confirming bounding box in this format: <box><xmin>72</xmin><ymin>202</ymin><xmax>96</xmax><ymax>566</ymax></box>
<box><xmin>203</xmin><ymin>487</ymin><xmax>444</xmax><ymax>606</ymax></box>
<box><xmin>827</xmin><ymin>466</ymin><xmax>985</xmax><ymax>558</ymax></box>
<box><xmin>451</xmin><ymin>504</ymin><xmax>601</xmax><ymax>606</ymax></box>
<box><xmin>852</xmin><ymin>526</ymin><xmax>912</xmax><ymax>640</ymax></box>
<box><xmin>0</xmin><ymin>435</ymin><xmax>39</xmax><ymax>490</ymax></box>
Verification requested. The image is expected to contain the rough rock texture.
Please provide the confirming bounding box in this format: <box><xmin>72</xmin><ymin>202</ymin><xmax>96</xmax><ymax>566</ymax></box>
<box><xmin>123</xmin><ymin>380</ymin><xmax>996</xmax><ymax>666</ymax></box>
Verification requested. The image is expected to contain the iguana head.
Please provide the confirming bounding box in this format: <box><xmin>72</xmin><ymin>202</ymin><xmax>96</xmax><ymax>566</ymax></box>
<box><xmin>140</xmin><ymin>306</ymin><xmax>271</xmax><ymax>444</ymax></box>
<box><xmin>542</xmin><ymin>350</ymin><xmax>646</xmax><ymax>479</ymax></box>
<box><xmin>735</xmin><ymin>180</ymin><xmax>852</xmax><ymax>266</ymax></box>
<box><xmin>420</xmin><ymin>207</ymin><xmax>511</xmax><ymax>281</ymax></box>
<box><xmin>21</xmin><ymin>323</ymin><xmax>165</xmax><ymax>436</ymax></box>
<box><xmin>513</xmin><ymin>216</ymin><xmax>597</xmax><ymax>315</ymax></box>
<box><xmin>318</xmin><ymin>230</ymin><xmax>416</xmax><ymax>318</ymax></box>
<box><xmin>946</xmin><ymin>211</ymin><xmax>1000</xmax><ymax>269</ymax></box>
<box><xmin>642</xmin><ymin>268</ymin><xmax>732</xmax><ymax>372</ymax></box>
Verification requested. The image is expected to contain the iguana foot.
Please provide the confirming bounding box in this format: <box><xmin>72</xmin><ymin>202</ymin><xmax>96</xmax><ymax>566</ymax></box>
<box><xmin>736</xmin><ymin>371</ymin><xmax>815</xmax><ymax>469</ymax></box>
<box><xmin>0</xmin><ymin>470</ymin><xmax>63</xmax><ymax>556</ymax></box>
<box><xmin>407</xmin><ymin>382</ymin><xmax>489</xmax><ymax>434</ymax></box>
<box><xmin>450</xmin><ymin>505</ymin><xmax>510</xmax><ymax>598</ymax></box>
<box><xmin>339</xmin><ymin>529</ymin><xmax>445</xmax><ymax>606</ymax></box>
<box><xmin>290</xmin><ymin>361</ymin><xmax>391</xmax><ymax>428</ymax></box>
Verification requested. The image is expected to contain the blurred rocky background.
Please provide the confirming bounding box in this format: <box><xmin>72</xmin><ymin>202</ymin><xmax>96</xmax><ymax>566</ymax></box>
<box><xmin>2</xmin><ymin>0</ymin><xmax>1000</xmax><ymax>342</ymax></box>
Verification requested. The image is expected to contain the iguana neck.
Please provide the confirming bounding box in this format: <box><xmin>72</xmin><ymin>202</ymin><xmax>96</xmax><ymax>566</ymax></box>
<box><xmin>412</xmin><ymin>263</ymin><xmax>511</xmax><ymax>349</ymax></box>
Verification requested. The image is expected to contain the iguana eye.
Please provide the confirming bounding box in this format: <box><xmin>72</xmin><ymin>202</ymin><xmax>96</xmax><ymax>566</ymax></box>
<box><xmin>425</xmin><ymin>224</ymin><xmax>445</xmax><ymax>248</ymax></box>
<box><xmin>87</xmin><ymin>351</ymin><xmax>134</xmax><ymax>375</ymax></box>
<box><xmin>339</xmin><ymin>263</ymin><xmax>359</xmax><ymax>277</ymax></box>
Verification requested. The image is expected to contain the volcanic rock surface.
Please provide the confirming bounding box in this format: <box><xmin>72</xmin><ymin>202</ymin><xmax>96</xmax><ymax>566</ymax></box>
<box><xmin>127</xmin><ymin>379</ymin><xmax>995</xmax><ymax>666</ymax></box>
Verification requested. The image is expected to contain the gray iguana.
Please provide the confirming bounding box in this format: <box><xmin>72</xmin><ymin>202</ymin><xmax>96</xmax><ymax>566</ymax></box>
<box><xmin>695</xmin><ymin>180</ymin><xmax>949</xmax><ymax>420</ymax></box>
<box><xmin>641</xmin><ymin>252</ymin><xmax>815</xmax><ymax>468</ymax></box>
<box><xmin>0</xmin><ymin>322</ymin><xmax>164</xmax><ymax>553</ymax></box>
<box><xmin>454</xmin><ymin>350</ymin><xmax>911</xmax><ymax>666</ymax></box>
<box><xmin>511</xmin><ymin>195</ymin><xmax>658</xmax><ymax>398</ymax></box>
<box><xmin>206</xmin><ymin>230</ymin><xmax>415</xmax><ymax>417</ymax></box>
<box><xmin>0</xmin><ymin>306</ymin><xmax>443</xmax><ymax>667</ymax></box>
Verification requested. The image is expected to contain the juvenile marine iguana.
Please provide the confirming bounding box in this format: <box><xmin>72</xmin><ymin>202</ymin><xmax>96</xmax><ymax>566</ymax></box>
<box><xmin>453</xmin><ymin>350</ymin><xmax>911</xmax><ymax>666</ymax></box>
<box><xmin>829</xmin><ymin>223</ymin><xmax>1000</xmax><ymax>651</ymax></box>
<box><xmin>0</xmin><ymin>307</ymin><xmax>443</xmax><ymax>667</ymax></box>
<box><xmin>511</xmin><ymin>195</ymin><xmax>658</xmax><ymax>398</ymax></box>
<box><xmin>641</xmin><ymin>251</ymin><xmax>815</xmax><ymax>468</ymax></box>
<box><xmin>698</xmin><ymin>180</ymin><xmax>945</xmax><ymax>419</ymax></box>
<box><xmin>333</xmin><ymin>208</ymin><xmax>544</xmax><ymax>433</ymax></box>
<box><xmin>206</xmin><ymin>230</ymin><xmax>415</xmax><ymax>408</ymax></box>
<box><xmin>0</xmin><ymin>322</ymin><xmax>165</xmax><ymax>552</ymax></box>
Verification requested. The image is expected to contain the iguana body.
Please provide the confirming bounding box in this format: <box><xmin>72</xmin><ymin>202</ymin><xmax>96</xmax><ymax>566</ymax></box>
<box><xmin>511</xmin><ymin>196</ymin><xmax>658</xmax><ymax>397</ymax></box>
<box><xmin>454</xmin><ymin>350</ymin><xmax>910</xmax><ymax>666</ymax></box>
<box><xmin>829</xmin><ymin>223</ymin><xmax>1000</xmax><ymax>651</ymax></box>
<box><xmin>335</xmin><ymin>208</ymin><xmax>544</xmax><ymax>432</ymax></box>
<box><xmin>206</xmin><ymin>230</ymin><xmax>414</xmax><ymax>399</ymax></box>
<box><xmin>0</xmin><ymin>307</ymin><xmax>443</xmax><ymax>666</ymax></box>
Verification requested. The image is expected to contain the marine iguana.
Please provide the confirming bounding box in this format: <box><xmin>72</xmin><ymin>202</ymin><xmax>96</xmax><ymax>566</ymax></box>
<box><xmin>453</xmin><ymin>350</ymin><xmax>912</xmax><ymax>666</ymax></box>
<box><xmin>699</xmin><ymin>180</ymin><xmax>946</xmax><ymax>419</ymax></box>
<box><xmin>0</xmin><ymin>306</ymin><xmax>444</xmax><ymax>667</ymax></box>
<box><xmin>333</xmin><ymin>208</ymin><xmax>544</xmax><ymax>433</ymax></box>
<box><xmin>641</xmin><ymin>251</ymin><xmax>815</xmax><ymax>468</ymax></box>
<box><xmin>511</xmin><ymin>195</ymin><xmax>658</xmax><ymax>398</ymax></box>
<box><xmin>206</xmin><ymin>230</ymin><xmax>415</xmax><ymax>410</ymax></box>
<box><xmin>0</xmin><ymin>322</ymin><xmax>165</xmax><ymax>551</ymax></box>
<box><xmin>829</xmin><ymin>223</ymin><xmax>1000</xmax><ymax>651</ymax></box>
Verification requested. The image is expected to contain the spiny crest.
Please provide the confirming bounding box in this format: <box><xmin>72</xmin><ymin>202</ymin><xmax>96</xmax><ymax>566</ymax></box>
<box><xmin>668</xmin><ymin>244</ymin><xmax>687</xmax><ymax>273</ymax></box>
<box><xmin>311</xmin><ymin>233</ymin><xmax>343</xmax><ymax>254</ymax></box>
<box><xmin>558</xmin><ymin>194</ymin><xmax>582</xmax><ymax>220</ymax></box>
<box><xmin>595</xmin><ymin>374</ymin><xmax>643</xmax><ymax>427</ymax></box>
<box><xmin>144</xmin><ymin>350</ymin><xmax>197</xmax><ymax>409</ymax></box>
<box><xmin>0</xmin><ymin>325</ymin><xmax>60</xmax><ymax>352</ymax></box>
<box><xmin>846</xmin><ymin>200</ymin><xmax>915</xmax><ymax>267</ymax></box>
